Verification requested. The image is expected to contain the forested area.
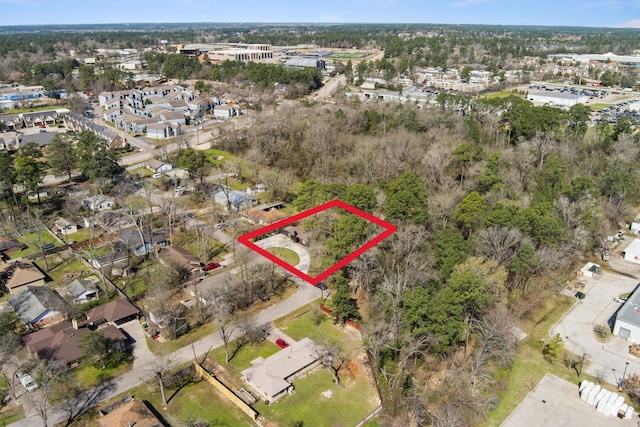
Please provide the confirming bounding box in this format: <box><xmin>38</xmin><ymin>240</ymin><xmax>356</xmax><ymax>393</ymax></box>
<box><xmin>214</xmin><ymin>92</ymin><xmax>640</xmax><ymax>424</ymax></box>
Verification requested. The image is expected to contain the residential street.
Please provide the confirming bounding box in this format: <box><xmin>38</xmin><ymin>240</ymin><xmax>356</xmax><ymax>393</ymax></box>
<box><xmin>8</xmin><ymin>231</ymin><xmax>318</xmax><ymax>427</ymax></box>
<box><xmin>8</xmin><ymin>282</ymin><xmax>319</xmax><ymax>427</ymax></box>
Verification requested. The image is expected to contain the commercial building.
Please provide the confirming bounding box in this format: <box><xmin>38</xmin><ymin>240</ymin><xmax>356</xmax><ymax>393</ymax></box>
<box><xmin>613</xmin><ymin>284</ymin><xmax>640</xmax><ymax>341</ymax></box>
<box><xmin>527</xmin><ymin>91</ymin><xmax>589</xmax><ymax>107</ymax></box>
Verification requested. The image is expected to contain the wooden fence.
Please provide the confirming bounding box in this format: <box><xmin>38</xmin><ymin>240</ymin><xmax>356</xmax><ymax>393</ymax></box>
<box><xmin>193</xmin><ymin>363</ymin><xmax>258</xmax><ymax>421</ymax></box>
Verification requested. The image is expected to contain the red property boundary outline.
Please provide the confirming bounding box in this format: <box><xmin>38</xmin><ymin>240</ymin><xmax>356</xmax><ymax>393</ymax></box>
<box><xmin>237</xmin><ymin>199</ymin><xmax>397</xmax><ymax>285</ymax></box>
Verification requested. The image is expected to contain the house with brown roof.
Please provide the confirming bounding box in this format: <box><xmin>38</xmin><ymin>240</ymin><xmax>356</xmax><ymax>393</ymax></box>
<box><xmin>98</xmin><ymin>400</ymin><xmax>163</xmax><ymax>427</ymax></box>
<box><xmin>2</xmin><ymin>261</ymin><xmax>46</xmax><ymax>294</ymax></box>
<box><xmin>23</xmin><ymin>320</ymin><xmax>127</xmax><ymax>368</ymax></box>
<box><xmin>84</xmin><ymin>299</ymin><xmax>139</xmax><ymax>326</ymax></box>
<box><xmin>239</xmin><ymin>202</ymin><xmax>287</xmax><ymax>226</ymax></box>
<box><xmin>157</xmin><ymin>246</ymin><xmax>203</xmax><ymax>280</ymax></box>
<box><xmin>241</xmin><ymin>337</ymin><xmax>321</xmax><ymax>404</ymax></box>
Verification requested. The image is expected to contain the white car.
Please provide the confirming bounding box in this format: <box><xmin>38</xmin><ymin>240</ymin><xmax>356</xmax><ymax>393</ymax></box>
<box><xmin>15</xmin><ymin>371</ymin><xmax>38</xmax><ymax>392</ymax></box>
<box><xmin>614</xmin><ymin>297</ymin><xmax>628</xmax><ymax>304</ymax></box>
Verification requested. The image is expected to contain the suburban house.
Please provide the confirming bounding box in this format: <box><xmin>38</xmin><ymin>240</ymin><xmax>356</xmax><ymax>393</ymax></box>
<box><xmin>91</xmin><ymin>241</ymin><xmax>130</xmax><ymax>274</ymax></box>
<box><xmin>190</xmin><ymin>271</ymin><xmax>242</xmax><ymax>305</ymax></box>
<box><xmin>157</xmin><ymin>246</ymin><xmax>203</xmax><ymax>281</ymax></box>
<box><xmin>239</xmin><ymin>202</ymin><xmax>287</xmax><ymax>226</ymax></box>
<box><xmin>118</xmin><ymin>229</ymin><xmax>167</xmax><ymax>256</ymax></box>
<box><xmin>97</xmin><ymin>400</ymin><xmax>163</xmax><ymax>427</ymax></box>
<box><xmin>146</xmin><ymin>159</ymin><xmax>172</xmax><ymax>174</ymax></box>
<box><xmin>84</xmin><ymin>299</ymin><xmax>140</xmax><ymax>327</ymax></box>
<box><xmin>91</xmin><ymin>210</ymin><xmax>136</xmax><ymax>233</ymax></box>
<box><xmin>83</xmin><ymin>195</ymin><xmax>115</xmax><ymax>212</ymax></box>
<box><xmin>8</xmin><ymin>286</ymin><xmax>66</xmax><ymax>328</ymax></box>
<box><xmin>63</xmin><ymin>278</ymin><xmax>101</xmax><ymax>304</ymax></box>
<box><xmin>2</xmin><ymin>261</ymin><xmax>46</xmax><ymax>294</ymax></box>
<box><xmin>281</xmin><ymin>224</ymin><xmax>312</xmax><ymax>247</ymax></box>
<box><xmin>24</xmin><ymin>320</ymin><xmax>127</xmax><ymax>368</ymax></box>
<box><xmin>246</xmin><ymin>183</ymin><xmax>267</xmax><ymax>195</ymax></box>
<box><xmin>0</xmin><ymin>238</ymin><xmax>25</xmax><ymax>257</ymax></box>
<box><xmin>214</xmin><ymin>190</ymin><xmax>257</xmax><ymax>212</ymax></box>
<box><xmin>241</xmin><ymin>337</ymin><xmax>321</xmax><ymax>404</ymax></box>
<box><xmin>52</xmin><ymin>218</ymin><xmax>78</xmax><ymax>236</ymax></box>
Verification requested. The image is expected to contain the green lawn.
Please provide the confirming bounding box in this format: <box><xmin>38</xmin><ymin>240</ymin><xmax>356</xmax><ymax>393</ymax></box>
<box><xmin>254</xmin><ymin>368</ymin><xmax>377</xmax><ymax>427</ymax></box>
<box><xmin>266</xmin><ymin>247</ymin><xmax>300</xmax><ymax>266</ymax></box>
<box><xmin>589</xmin><ymin>103</ymin><xmax>611</xmax><ymax>111</ymax></box>
<box><xmin>146</xmin><ymin>322</ymin><xmax>216</xmax><ymax>354</ymax></box>
<box><xmin>74</xmin><ymin>362</ymin><xmax>133</xmax><ymax>389</ymax></box>
<box><xmin>46</xmin><ymin>255</ymin><xmax>90</xmax><ymax>283</ymax></box>
<box><xmin>480</xmin><ymin>90</ymin><xmax>525</xmax><ymax>99</ymax></box>
<box><xmin>0</xmin><ymin>405</ymin><xmax>23</xmax><ymax>425</ymax></box>
<box><xmin>10</xmin><ymin>231</ymin><xmax>60</xmax><ymax>259</ymax></box>
<box><xmin>208</xmin><ymin>337</ymin><xmax>280</xmax><ymax>379</ymax></box>
<box><xmin>275</xmin><ymin>307</ymin><xmax>362</xmax><ymax>354</ymax></box>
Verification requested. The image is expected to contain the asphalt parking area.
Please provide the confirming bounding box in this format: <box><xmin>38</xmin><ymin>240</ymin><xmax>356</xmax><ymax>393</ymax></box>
<box><xmin>502</xmin><ymin>374</ymin><xmax>635</xmax><ymax>427</ymax></box>
<box><xmin>551</xmin><ymin>270</ymin><xmax>640</xmax><ymax>385</ymax></box>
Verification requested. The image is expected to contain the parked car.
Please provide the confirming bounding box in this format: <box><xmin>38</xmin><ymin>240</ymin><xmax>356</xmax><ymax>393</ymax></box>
<box><xmin>257</xmin><ymin>291</ymin><xmax>270</xmax><ymax>302</ymax></box>
<box><xmin>316</xmin><ymin>282</ymin><xmax>328</xmax><ymax>290</ymax></box>
<box><xmin>203</xmin><ymin>262</ymin><xmax>221</xmax><ymax>271</ymax></box>
<box><xmin>15</xmin><ymin>371</ymin><xmax>38</xmax><ymax>392</ymax></box>
<box><xmin>614</xmin><ymin>296</ymin><xmax>628</xmax><ymax>303</ymax></box>
<box><xmin>215</xmin><ymin>223</ymin><xmax>230</xmax><ymax>229</ymax></box>
<box><xmin>275</xmin><ymin>338</ymin><xmax>289</xmax><ymax>349</ymax></box>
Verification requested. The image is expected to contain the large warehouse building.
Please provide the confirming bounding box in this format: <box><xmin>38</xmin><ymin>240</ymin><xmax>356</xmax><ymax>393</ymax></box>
<box><xmin>527</xmin><ymin>91</ymin><xmax>589</xmax><ymax>107</ymax></box>
<box><xmin>613</xmin><ymin>284</ymin><xmax>640</xmax><ymax>341</ymax></box>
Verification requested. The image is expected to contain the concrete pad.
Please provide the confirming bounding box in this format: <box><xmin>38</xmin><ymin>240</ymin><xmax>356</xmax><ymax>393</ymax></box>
<box><xmin>501</xmin><ymin>374</ymin><xmax>636</xmax><ymax>427</ymax></box>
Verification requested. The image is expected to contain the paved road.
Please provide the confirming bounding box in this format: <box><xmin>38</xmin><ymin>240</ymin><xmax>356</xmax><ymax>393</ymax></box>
<box><xmin>9</xmin><ymin>278</ymin><xmax>320</xmax><ymax>427</ymax></box>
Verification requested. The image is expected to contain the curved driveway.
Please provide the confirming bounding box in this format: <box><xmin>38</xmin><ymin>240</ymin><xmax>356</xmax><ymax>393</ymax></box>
<box><xmin>252</xmin><ymin>234</ymin><xmax>311</xmax><ymax>273</ymax></box>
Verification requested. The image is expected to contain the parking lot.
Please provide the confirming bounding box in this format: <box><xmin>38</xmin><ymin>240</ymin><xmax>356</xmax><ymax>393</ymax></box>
<box><xmin>502</xmin><ymin>373</ymin><xmax>636</xmax><ymax>427</ymax></box>
<box><xmin>552</xmin><ymin>267</ymin><xmax>640</xmax><ymax>386</ymax></box>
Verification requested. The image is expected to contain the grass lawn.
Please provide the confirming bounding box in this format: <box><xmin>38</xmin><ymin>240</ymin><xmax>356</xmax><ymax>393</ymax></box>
<box><xmin>480</xmin><ymin>90</ymin><xmax>525</xmax><ymax>99</ymax></box>
<box><xmin>482</xmin><ymin>294</ymin><xmax>581</xmax><ymax>426</ymax></box>
<box><xmin>0</xmin><ymin>405</ymin><xmax>23</xmax><ymax>425</ymax></box>
<box><xmin>208</xmin><ymin>337</ymin><xmax>280</xmax><ymax>379</ymax></box>
<box><xmin>46</xmin><ymin>255</ymin><xmax>90</xmax><ymax>283</ymax></box>
<box><xmin>10</xmin><ymin>231</ymin><xmax>60</xmax><ymax>259</ymax></box>
<box><xmin>146</xmin><ymin>322</ymin><xmax>216</xmax><ymax>354</ymax></box>
<box><xmin>589</xmin><ymin>103</ymin><xmax>611</xmax><ymax>111</ymax></box>
<box><xmin>254</xmin><ymin>368</ymin><xmax>377</xmax><ymax>427</ymax></box>
<box><xmin>266</xmin><ymin>247</ymin><xmax>300</xmax><ymax>266</ymax></box>
<box><xmin>275</xmin><ymin>307</ymin><xmax>362</xmax><ymax>354</ymax></box>
<box><xmin>74</xmin><ymin>362</ymin><xmax>133</xmax><ymax>389</ymax></box>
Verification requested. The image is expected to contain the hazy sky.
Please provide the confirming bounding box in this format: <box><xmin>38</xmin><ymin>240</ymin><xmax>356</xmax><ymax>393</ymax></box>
<box><xmin>2</xmin><ymin>0</ymin><xmax>640</xmax><ymax>28</ymax></box>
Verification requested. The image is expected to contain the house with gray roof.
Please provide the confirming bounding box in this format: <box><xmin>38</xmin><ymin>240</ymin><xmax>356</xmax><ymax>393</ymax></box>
<box><xmin>8</xmin><ymin>286</ymin><xmax>66</xmax><ymax>328</ymax></box>
<box><xmin>241</xmin><ymin>337</ymin><xmax>321</xmax><ymax>404</ymax></box>
<box><xmin>83</xmin><ymin>194</ymin><xmax>115</xmax><ymax>212</ymax></box>
<box><xmin>118</xmin><ymin>229</ymin><xmax>166</xmax><ymax>256</ymax></box>
<box><xmin>52</xmin><ymin>218</ymin><xmax>78</xmax><ymax>236</ymax></box>
<box><xmin>214</xmin><ymin>189</ymin><xmax>256</xmax><ymax>212</ymax></box>
<box><xmin>63</xmin><ymin>278</ymin><xmax>100</xmax><ymax>304</ymax></box>
<box><xmin>189</xmin><ymin>271</ymin><xmax>242</xmax><ymax>304</ymax></box>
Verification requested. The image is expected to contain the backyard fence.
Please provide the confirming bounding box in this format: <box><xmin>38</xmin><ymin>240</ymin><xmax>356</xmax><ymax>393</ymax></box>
<box><xmin>193</xmin><ymin>362</ymin><xmax>259</xmax><ymax>422</ymax></box>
